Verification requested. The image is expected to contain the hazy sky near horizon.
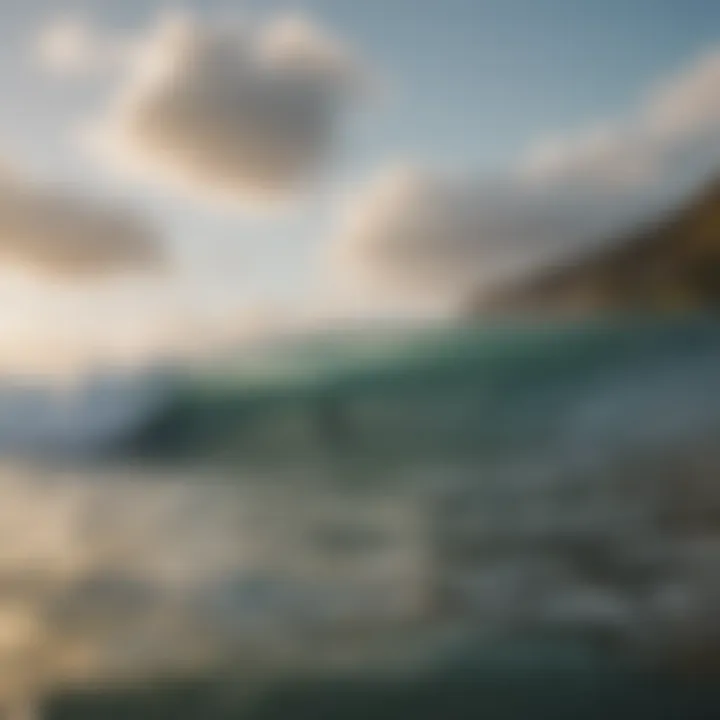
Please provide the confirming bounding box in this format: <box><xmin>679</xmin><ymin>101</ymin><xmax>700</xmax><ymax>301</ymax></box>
<box><xmin>2</xmin><ymin>0</ymin><xmax>720</xmax><ymax>371</ymax></box>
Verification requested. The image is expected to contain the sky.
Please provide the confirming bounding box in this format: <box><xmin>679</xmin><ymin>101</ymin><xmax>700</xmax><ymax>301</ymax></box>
<box><xmin>1</xmin><ymin>0</ymin><xmax>720</xmax><ymax>372</ymax></box>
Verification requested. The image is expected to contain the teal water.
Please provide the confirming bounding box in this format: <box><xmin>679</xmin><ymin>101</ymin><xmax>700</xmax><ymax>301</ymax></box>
<box><xmin>128</xmin><ymin>319</ymin><xmax>720</xmax><ymax>466</ymax></box>
<box><xmin>3</xmin><ymin>319</ymin><xmax>720</xmax><ymax>716</ymax></box>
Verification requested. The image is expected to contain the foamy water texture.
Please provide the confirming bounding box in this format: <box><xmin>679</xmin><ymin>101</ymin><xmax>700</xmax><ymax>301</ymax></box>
<box><xmin>0</xmin><ymin>465</ymin><xmax>445</xmax><ymax>713</ymax></box>
<box><xmin>1</xmin><ymin>321</ymin><xmax>720</xmax><ymax>716</ymax></box>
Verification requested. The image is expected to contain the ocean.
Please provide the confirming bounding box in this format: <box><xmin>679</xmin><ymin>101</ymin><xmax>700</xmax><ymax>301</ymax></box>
<box><xmin>0</xmin><ymin>319</ymin><xmax>719</xmax><ymax>718</ymax></box>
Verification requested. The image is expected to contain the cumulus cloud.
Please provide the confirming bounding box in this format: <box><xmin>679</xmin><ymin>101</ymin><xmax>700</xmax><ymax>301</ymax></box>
<box><xmin>85</xmin><ymin>12</ymin><xmax>363</xmax><ymax>203</ymax></box>
<box><xmin>333</xmin><ymin>47</ymin><xmax>720</xmax><ymax>299</ymax></box>
<box><xmin>0</xmin><ymin>167</ymin><xmax>163</xmax><ymax>278</ymax></box>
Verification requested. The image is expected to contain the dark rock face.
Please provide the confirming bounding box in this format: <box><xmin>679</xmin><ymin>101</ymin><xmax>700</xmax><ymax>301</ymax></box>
<box><xmin>471</xmin><ymin>179</ymin><xmax>720</xmax><ymax>316</ymax></box>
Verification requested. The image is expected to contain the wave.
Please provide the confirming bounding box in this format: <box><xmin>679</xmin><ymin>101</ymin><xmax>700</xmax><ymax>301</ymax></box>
<box><xmin>121</xmin><ymin>318</ymin><xmax>720</xmax><ymax>465</ymax></box>
<box><xmin>1</xmin><ymin>319</ymin><xmax>720</xmax><ymax>710</ymax></box>
<box><xmin>0</xmin><ymin>367</ymin><xmax>173</xmax><ymax>457</ymax></box>
<box><xmin>0</xmin><ymin>318</ymin><xmax>719</xmax><ymax>467</ymax></box>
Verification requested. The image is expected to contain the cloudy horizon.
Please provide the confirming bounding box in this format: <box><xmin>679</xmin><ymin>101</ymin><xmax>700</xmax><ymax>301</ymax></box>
<box><xmin>1</xmin><ymin>0</ymin><xmax>720</xmax><ymax>373</ymax></box>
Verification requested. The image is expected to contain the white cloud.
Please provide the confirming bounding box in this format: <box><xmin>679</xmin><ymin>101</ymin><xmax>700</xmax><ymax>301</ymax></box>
<box><xmin>34</xmin><ymin>16</ymin><xmax>129</xmax><ymax>76</ymax></box>
<box><xmin>522</xmin><ymin>49</ymin><xmax>720</xmax><ymax>188</ymax></box>
<box><xmin>333</xmin><ymin>47</ymin><xmax>720</xmax><ymax>301</ymax></box>
<box><xmin>0</xmin><ymin>166</ymin><xmax>163</xmax><ymax>278</ymax></box>
<box><xmin>84</xmin><ymin>12</ymin><xmax>363</xmax><ymax>204</ymax></box>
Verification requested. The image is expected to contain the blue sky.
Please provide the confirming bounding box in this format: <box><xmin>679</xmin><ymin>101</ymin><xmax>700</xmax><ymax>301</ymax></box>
<box><xmin>308</xmin><ymin>0</ymin><xmax>720</xmax><ymax>168</ymax></box>
<box><xmin>1</xmin><ymin>0</ymin><xmax>720</xmax><ymax>370</ymax></box>
<box><xmin>6</xmin><ymin>0</ymin><xmax>720</xmax><ymax>176</ymax></box>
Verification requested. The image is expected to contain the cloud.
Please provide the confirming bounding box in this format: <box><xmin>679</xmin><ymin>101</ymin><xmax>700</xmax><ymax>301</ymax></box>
<box><xmin>332</xmin><ymin>47</ymin><xmax>720</xmax><ymax>300</ymax></box>
<box><xmin>521</xmin><ymin>50</ymin><xmax>720</xmax><ymax>189</ymax></box>
<box><xmin>33</xmin><ymin>16</ymin><xmax>129</xmax><ymax>76</ymax></box>
<box><xmin>331</xmin><ymin>166</ymin><xmax>656</xmax><ymax>299</ymax></box>
<box><xmin>84</xmin><ymin>12</ymin><xmax>363</xmax><ymax>204</ymax></box>
<box><xmin>0</xmin><ymin>167</ymin><xmax>163</xmax><ymax>278</ymax></box>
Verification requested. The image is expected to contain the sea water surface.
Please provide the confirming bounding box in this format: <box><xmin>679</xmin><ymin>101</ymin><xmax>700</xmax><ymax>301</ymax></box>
<box><xmin>1</xmin><ymin>320</ymin><xmax>719</xmax><ymax>718</ymax></box>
